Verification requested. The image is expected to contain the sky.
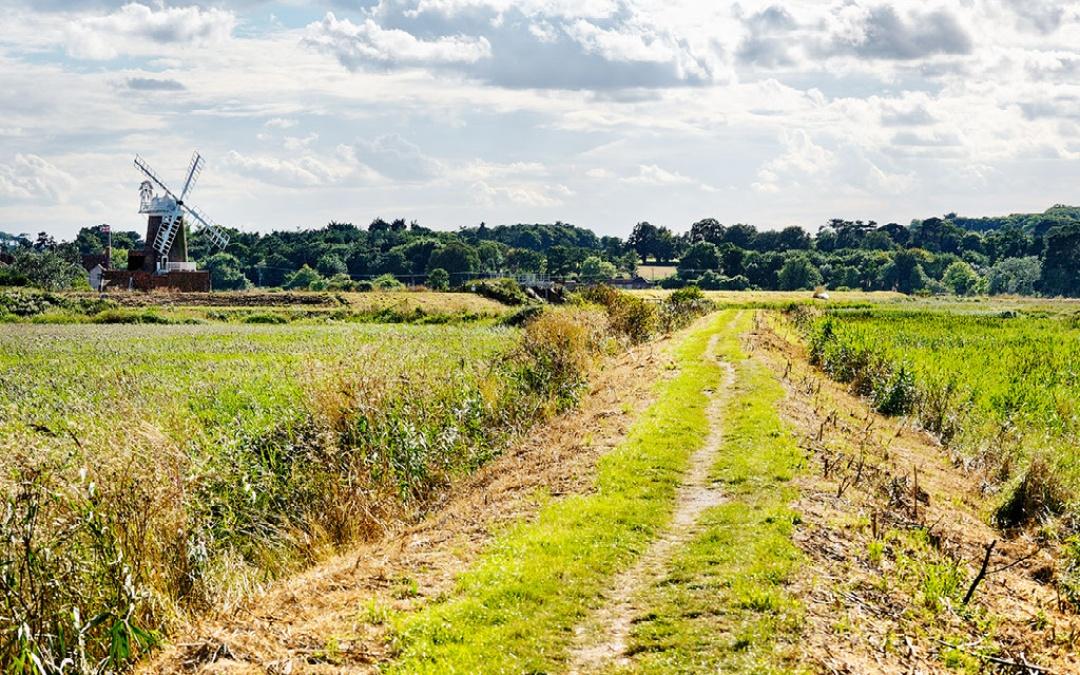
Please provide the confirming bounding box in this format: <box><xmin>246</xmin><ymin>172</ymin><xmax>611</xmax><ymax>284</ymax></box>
<box><xmin>1</xmin><ymin>1</ymin><xmax>1080</xmax><ymax>241</ymax></box>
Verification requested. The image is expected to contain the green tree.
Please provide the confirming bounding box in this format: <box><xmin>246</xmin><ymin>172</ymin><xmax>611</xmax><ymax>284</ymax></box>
<box><xmin>12</xmin><ymin>249</ymin><xmax>86</xmax><ymax>291</ymax></box>
<box><xmin>628</xmin><ymin>221</ymin><xmax>660</xmax><ymax>263</ymax></box>
<box><xmin>776</xmin><ymin>254</ymin><xmax>823</xmax><ymax>290</ymax></box>
<box><xmin>427</xmin><ymin>267</ymin><xmax>450</xmax><ymax>291</ymax></box>
<box><xmin>203</xmin><ymin>252</ymin><xmax>252</xmax><ymax>290</ymax></box>
<box><xmin>880</xmin><ymin>249</ymin><xmax>929</xmax><ymax>294</ymax></box>
<box><xmin>986</xmin><ymin>256</ymin><xmax>1041</xmax><ymax>295</ymax></box>
<box><xmin>579</xmin><ymin>256</ymin><xmax>617</xmax><ymax>281</ymax></box>
<box><xmin>315</xmin><ymin>253</ymin><xmax>347</xmax><ymax>277</ymax></box>
<box><xmin>941</xmin><ymin>260</ymin><xmax>980</xmax><ymax>296</ymax></box>
<box><xmin>427</xmin><ymin>241</ymin><xmax>480</xmax><ymax>280</ymax></box>
<box><xmin>677</xmin><ymin>242</ymin><xmax>721</xmax><ymax>276</ymax></box>
<box><xmin>284</xmin><ymin>264</ymin><xmax>323</xmax><ymax>290</ymax></box>
<box><xmin>1040</xmin><ymin>223</ymin><xmax>1080</xmax><ymax>296</ymax></box>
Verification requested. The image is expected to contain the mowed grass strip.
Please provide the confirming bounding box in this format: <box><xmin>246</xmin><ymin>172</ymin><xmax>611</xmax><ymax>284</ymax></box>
<box><xmin>386</xmin><ymin>311</ymin><xmax>733</xmax><ymax>673</ymax></box>
<box><xmin>621</xmin><ymin>311</ymin><xmax>807</xmax><ymax>673</ymax></box>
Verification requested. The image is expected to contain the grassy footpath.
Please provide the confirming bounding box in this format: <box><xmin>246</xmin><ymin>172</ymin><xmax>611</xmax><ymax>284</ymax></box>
<box><xmin>621</xmin><ymin>311</ymin><xmax>807</xmax><ymax>673</ymax></box>
<box><xmin>386</xmin><ymin>311</ymin><xmax>733</xmax><ymax>673</ymax></box>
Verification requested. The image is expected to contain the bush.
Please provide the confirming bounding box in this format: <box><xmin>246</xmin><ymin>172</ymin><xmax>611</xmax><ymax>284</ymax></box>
<box><xmin>994</xmin><ymin>454</ymin><xmax>1069</xmax><ymax>528</ymax></box>
<box><xmin>284</xmin><ymin>265</ymin><xmax>324</xmax><ymax>290</ymax></box>
<box><xmin>578</xmin><ymin>284</ymin><xmax>659</xmax><ymax>344</ymax></box>
<box><xmin>514</xmin><ymin>308</ymin><xmax>608</xmax><ymax>409</ymax></box>
<box><xmin>470</xmin><ymin>278</ymin><xmax>530</xmax><ymax>305</ymax></box>
<box><xmin>354</xmin><ymin>281</ymin><xmax>374</xmax><ymax>292</ymax></box>
<box><xmin>372</xmin><ymin>273</ymin><xmax>405</xmax><ymax>291</ymax></box>
<box><xmin>501</xmin><ymin>304</ymin><xmax>545</xmax><ymax>327</ymax></box>
<box><xmin>91</xmin><ymin>309</ymin><xmax>176</xmax><ymax>324</ymax></box>
<box><xmin>428</xmin><ymin>268</ymin><xmax>450</xmax><ymax>291</ymax></box>
<box><xmin>326</xmin><ymin>273</ymin><xmax>356</xmax><ymax>291</ymax></box>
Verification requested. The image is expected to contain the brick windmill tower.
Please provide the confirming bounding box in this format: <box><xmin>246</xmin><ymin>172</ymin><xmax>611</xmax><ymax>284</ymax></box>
<box><xmin>109</xmin><ymin>152</ymin><xmax>231</xmax><ymax>291</ymax></box>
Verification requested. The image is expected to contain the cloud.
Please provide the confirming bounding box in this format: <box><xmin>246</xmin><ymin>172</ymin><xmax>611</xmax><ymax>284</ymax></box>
<box><xmin>125</xmin><ymin>77</ymin><xmax>185</xmax><ymax>91</ymax></box>
<box><xmin>64</xmin><ymin>3</ymin><xmax>236</xmax><ymax>59</ymax></box>
<box><xmin>302</xmin><ymin>3</ymin><xmax>724</xmax><ymax>89</ymax></box>
<box><xmin>222</xmin><ymin>151</ymin><xmax>352</xmax><ymax>187</ymax></box>
<box><xmin>622</xmin><ymin>164</ymin><xmax>715</xmax><ymax>192</ymax></box>
<box><xmin>1004</xmin><ymin>0</ymin><xmax>1066</xmax><ymax>34</ymax></box>
<box><xmin>827</xmin><ymin>6</ymin><xmax>973</xmax><ymax>61</ymax></box>
<box><xmin>471</xmin><ymin>180</ymin><xmax>571</xmax><ymax>207</ymax></box>
<box><xmin>352</xmin><ymin>133</ymin><xmax>443</xmax><ymax>182</ymax></box>
<box><xmin>304</xmin><ymin>12</ymin><xmax>492</xmax><ymax>69</ymax></box>
<box><xmin>0</xmin><ymin>154</ymin><xmax>77</xmax><ymax>202</ymax></box>
<box><xmin>753</xmin><ymin>129</ymin><xmax>835</xmax><ymax>193</ymax></box>
<box><xmin>264</xmin><ymin>118</ymin><xmax>298</xmax><ymax>129</ymax></box>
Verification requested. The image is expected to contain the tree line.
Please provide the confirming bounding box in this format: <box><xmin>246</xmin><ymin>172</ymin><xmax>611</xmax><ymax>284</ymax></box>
<box><xmin>2</xmin><ymin>206</ymin><xmax>1079</xmax><ymax>296</ymax></box>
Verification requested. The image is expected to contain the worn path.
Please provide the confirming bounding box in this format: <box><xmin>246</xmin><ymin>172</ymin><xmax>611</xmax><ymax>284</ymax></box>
<box><xmin>566</xmin><ymin>320</ymin><xmax>737</xmax><ymax>673</ymax></box>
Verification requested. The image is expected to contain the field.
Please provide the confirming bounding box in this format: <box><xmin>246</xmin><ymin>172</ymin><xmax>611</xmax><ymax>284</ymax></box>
<box><xmin>798</xmin><ymin>304</ymin><xmax>1080</xmax><ymax>524</ymax></box>
<box><xmin>5</xmin><ymin>288</ymin><xmax>1080</xmax><ymax>673</ymax></box>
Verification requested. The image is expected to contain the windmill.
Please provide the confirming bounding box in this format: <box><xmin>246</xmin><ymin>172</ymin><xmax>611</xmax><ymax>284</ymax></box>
<box><xmin>133</xmin><ymin>151</ymin><xmax>230</xmax><ymax>274</ymax></box>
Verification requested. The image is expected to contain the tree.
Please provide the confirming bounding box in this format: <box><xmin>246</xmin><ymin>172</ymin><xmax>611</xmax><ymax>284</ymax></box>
<box><xmin>315</xmin><ymin>253</ymin><xmax>347</xmax><ymax>277</ymax></box>
<box><xmin>653</xmin><ymin>227</ymin><xmax>679</xmax><ymax>263</ymax></box>
<box><xmin>506</xmin><ymin>248</ymin><xmax>545</xmax><ymax>274</ymax></box>
<box><xmin>986</xmin><ymin>256</ymin><xmax>1041</xmax><ymax>295</ymax></box>
<box><xmin>203</xmin><ymin>252</ymin><xmax>252</xmax><ymax>290</ymax></box>
<box><xmin>579</xmin><ymin>256</ymin><xmax>616</xmax><ymax>281</ymax></box>
<box><xmin>628</xmin><ymin>221</ymin><xmax>660</xmax><ymax>263</ymax></box>
<box><xmin>476</xmin><ymin>241</ymin><xmax>506</xmax><ymax>273</ymax></box>
<box><xmin>941</xmin><ymin>260</ymin><xmax>980</xmax><ymax>296</ymax></box>
<box><xmin>776</xmin><ymin>254</ymin><xmax>823</xmax><ymax>290</ymax></box>
<box><xmin>427</xmin><ymin>241</ymin><xmax>480</xmax><ymax>279</ymax></box>
<box><xmin>688</xmin><ymin>218</ymin><xmax>725</xmax><ymax>245</ymax></box>
<box><xmin>677</xmin><ymin>242</ymin><xmax>721</xmax><ymax>276</ymax></box>
<box><xmin>10</xmin><ymin>250</ymin><xmax>84</xmax><ymax>290</ymax></box>
<box><xmin>427</xmin><ymin>267</ymin><xmax>450</xmax><ymax>291</ymax></box>
<box><xmin>777</xmin><ymin>226</ymin><xmax>811</xmax><ymax>251</ymax></box>
<box><xmin>880</xmin><ymin>249</ymin><xmax>929</xmax><ymax>294</ymax></box>
<box><xmin>723</xmin><ymin>223</ymin><xmax>757</xmax><ymax>249</ymax></box>
<box><xmin>1040</xmin><ymin>222</ymin><xmax>1080</xmax><ymax>296</ymax></box>
<box><xmin>284</xmin><ymin>265</ymin><xmax>323</xmax><ymax>290</ymax></box>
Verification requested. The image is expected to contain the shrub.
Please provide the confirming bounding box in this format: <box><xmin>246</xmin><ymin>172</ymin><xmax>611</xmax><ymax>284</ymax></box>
<box><xmin>873</xmin><ymin>365</ymin><xmax>916</xmax><ymax>415</ymax></box>
<box><xmin>92</xmin><ymin>309</ymin><xmax>176</xmax><ymax>324</ymax></box>
<box><xmin>428</xmin><ymin>268</ymin><xmax>450</xmax><ymax>291</ymax></box>
<box><xmin>354</xmin><ymin>281</ymin><xmax>374</xmax><ymax>292</ymax></box>
<box><xmin>470</xmin><ymin>278</ymin><xmax>529</xmax><ymax>306</ymax></box>
<box><xmin>578</xmin><ymin>284</ymin><xmax>659</xmax><ymax>344</ymax></box>
<box><xmin>284</xmin><ymin>265</ymin><xmax>324</xmax><ymax>290</ymax></box>
<box><xmin>514</xmin><ymin>309</ymin><xmax>608</xmax><ymax>409</ymax></box>
<box><xmin>994</xmin><ymin>454</ymin><xmax>1070</xmax><ymax>528</ymax></box>
<box><xmin>372</xmin><ymin>274</ymin><xmax>405</xmax><ymax>291</ymax></box>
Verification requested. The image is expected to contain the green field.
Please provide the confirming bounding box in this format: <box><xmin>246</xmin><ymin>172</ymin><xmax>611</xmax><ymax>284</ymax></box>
<box><xmin>0</xmin><ymin>319</ymin><xmax>564</xmax><ymax>670</ymax></box>
<box><xmin>798</xmin><ymin>304</ymin><xmax>1080</xmax><ymax>524</ymax></box>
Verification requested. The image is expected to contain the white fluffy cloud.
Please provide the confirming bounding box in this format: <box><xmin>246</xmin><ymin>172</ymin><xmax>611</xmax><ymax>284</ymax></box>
<box><xmin>63</xmin><ymin>3</ymin><xmax>236</xmax><ymax>59</ymax></box>
<box><xmin>0</xmin><ymin>154</ymin><xmax>77</xmax><ymax>202</ymax></box>
<box><xmin>305</xmin><ymin>12</ymin><xmax>492</xmax><ymax>69</ymax></box>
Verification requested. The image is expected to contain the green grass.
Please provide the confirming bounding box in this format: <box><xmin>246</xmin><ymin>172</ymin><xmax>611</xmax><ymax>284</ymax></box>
<box><xmin>386</xmin><ymin>312</ymin><xmax>734</xmax><ymax>673</ymax></box>
<box><xmin>798</xmin><ymin>305</ymin><xmax>1080</xmax><ymax>523</ymax></box>
<box><xmin>620</xmin><ymin>311</ymin><xmax>807</xmax><ymax>673</ymax></box>
<box><xmin>0</xmin><ymin>318</ymin><xmax>591</xmax><ymax>671</ymax></box>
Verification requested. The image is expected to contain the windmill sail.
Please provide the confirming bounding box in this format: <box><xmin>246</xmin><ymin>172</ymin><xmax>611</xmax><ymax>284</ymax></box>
<box><xmin>183</xmin><ymin>204</ymin><xmax>230</xmax><ymax>250</ymax></box>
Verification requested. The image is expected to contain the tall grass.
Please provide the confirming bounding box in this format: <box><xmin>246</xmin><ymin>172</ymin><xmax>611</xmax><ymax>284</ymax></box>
<box><xmin>792</xmin><ymin>306</ymin><xmax>1080</xmax><ymax>526</ymax></box>
<box><xmin>0</xmin><ymin>309</ymin><xmax>616</xmax><ymax>671</ymax></box>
